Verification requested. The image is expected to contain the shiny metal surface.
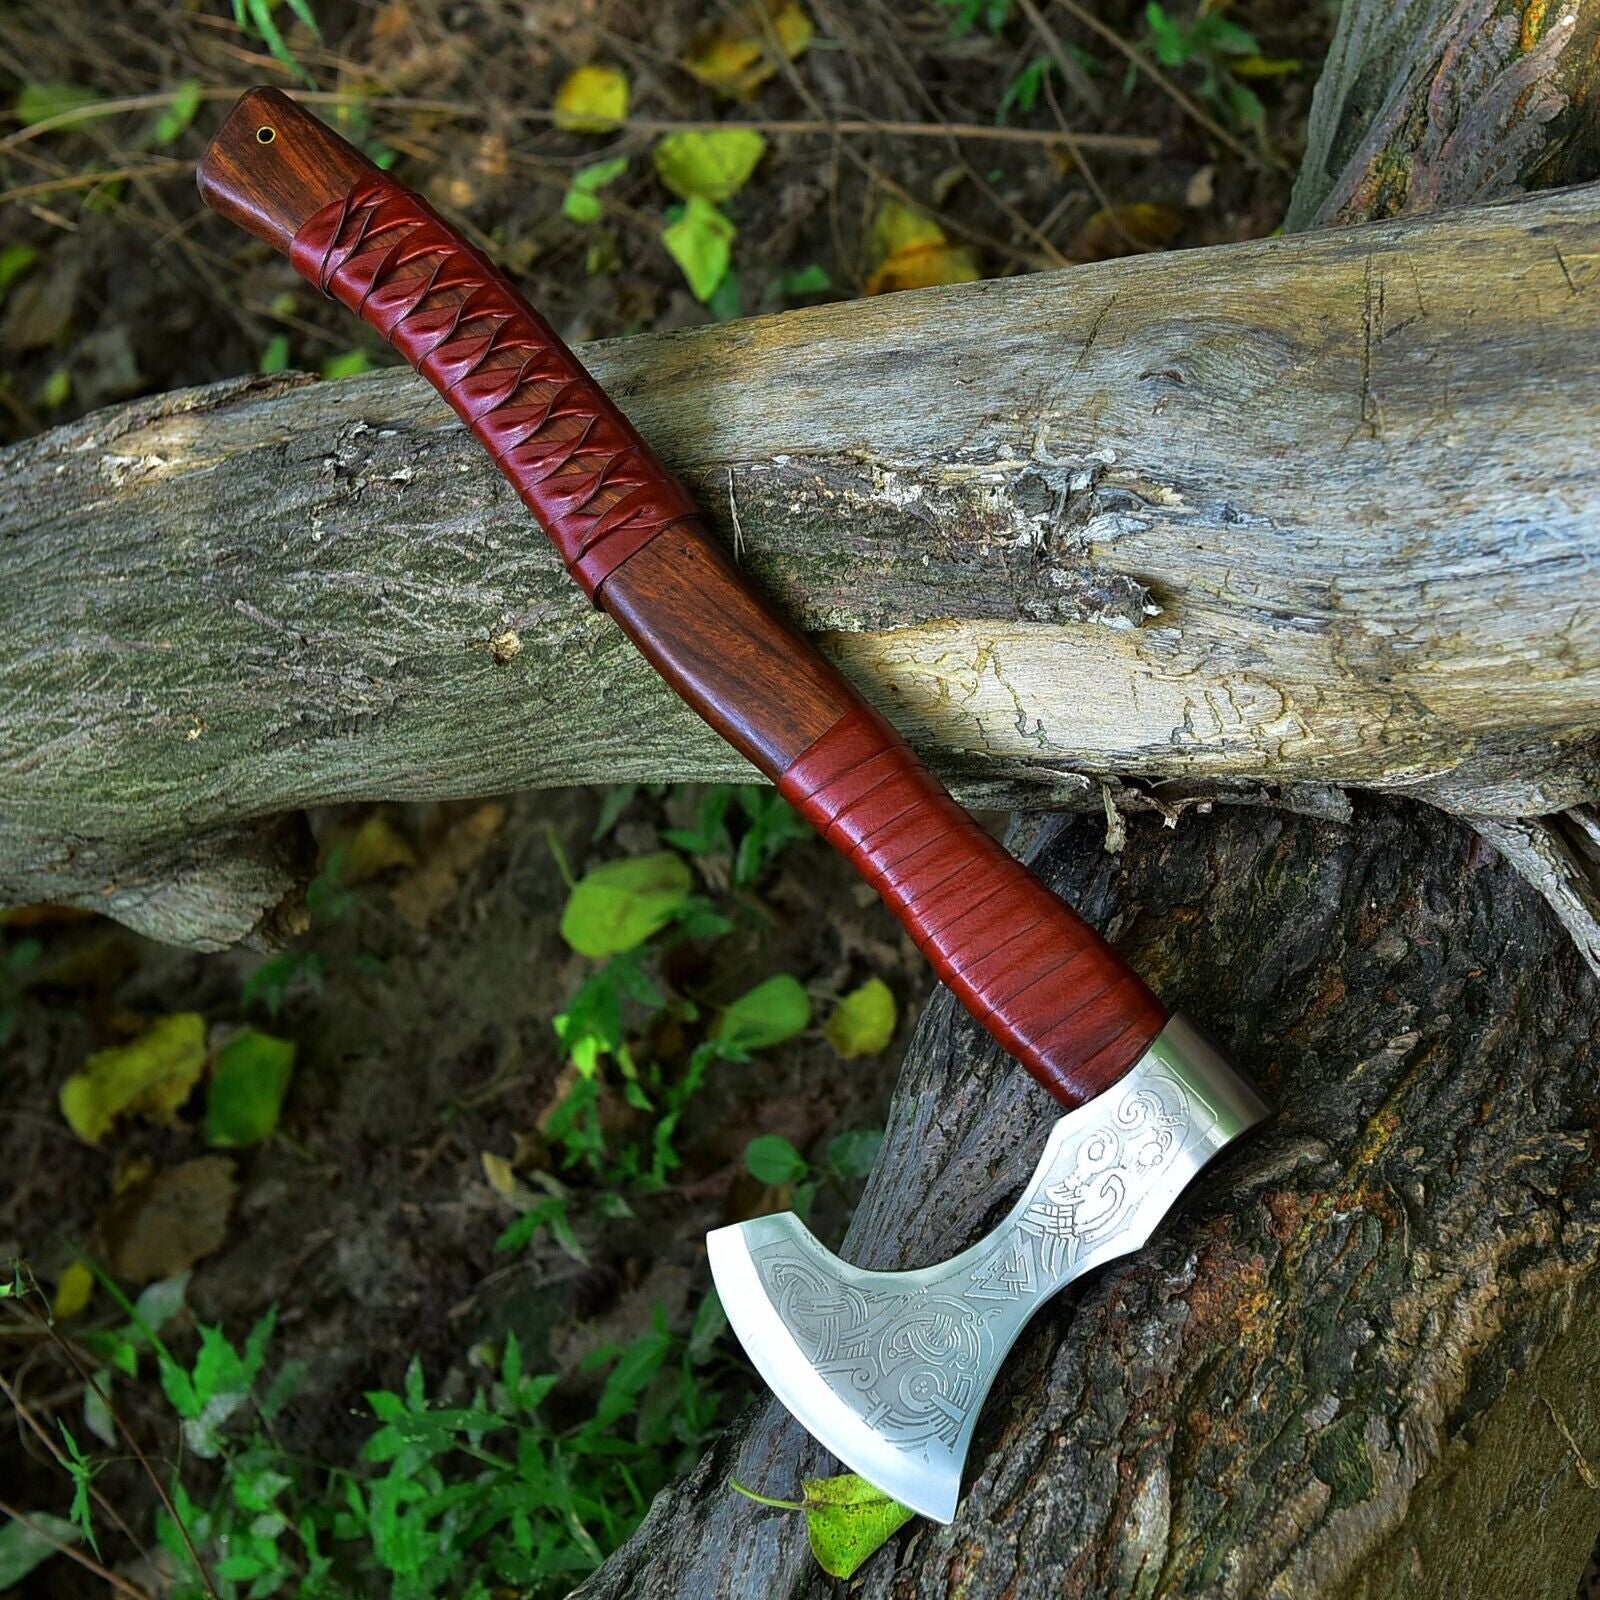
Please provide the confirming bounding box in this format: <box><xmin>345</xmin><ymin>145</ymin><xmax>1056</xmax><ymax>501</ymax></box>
<box><xmin>706</xmin><ymin>1015</ymin><xmax>1269</xmax><ymax>1523</ymax></box>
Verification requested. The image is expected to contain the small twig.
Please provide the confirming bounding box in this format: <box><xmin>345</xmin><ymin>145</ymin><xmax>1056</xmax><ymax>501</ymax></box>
<box><xmin>0</xmin><ymin>1496</ymin><xmax>154</xmax><ymax>1600</ymax></box>
<box><xmin>0</xmin><ymin>1371</ymin><xmax>147</xmax><ymax>1556</ymax></box>
<box><xmin>0</xmin><ymin>86</ymin><xmax>1161</xmax><ymax>158</ymax></box>
<box><xmin>0</xmin><ymin>161</ymin><xmax>187</xmax><ymax>207</ymax></box>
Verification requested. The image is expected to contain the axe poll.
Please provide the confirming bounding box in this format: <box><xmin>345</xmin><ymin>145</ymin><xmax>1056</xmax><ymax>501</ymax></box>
<box><xmin>198</xmin><ymin>90</ymin><xmax>1270</xmax><ymax>1525</ymax></box>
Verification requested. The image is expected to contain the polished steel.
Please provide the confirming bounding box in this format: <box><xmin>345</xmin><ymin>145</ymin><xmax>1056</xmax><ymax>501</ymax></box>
<box><xmin>706</xmin><ymin>1015</ymin><xmax>1269</xmax><ymax>1523</ymax></box>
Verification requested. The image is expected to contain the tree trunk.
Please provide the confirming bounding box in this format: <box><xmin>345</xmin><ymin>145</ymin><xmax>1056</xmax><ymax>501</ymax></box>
<box><xmin>578</xmin><ymin>799</ymin><xmax>1600</xmax><ymax>1599</ymax></box>
<box><xmin>4</xmin><ymin>185</ymin><xmax>1600</xmax><ymax>945</ymax></box>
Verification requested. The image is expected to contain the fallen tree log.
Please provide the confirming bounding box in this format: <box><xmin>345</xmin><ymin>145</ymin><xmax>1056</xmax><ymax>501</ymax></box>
<box><xmin>578</xmin><ymin>797</ymin><xmax>1600</xmax><ymax>1600</ymax></box>
<box><xmin>4</xmin><ymin>181</ymin><xmax>1600</xmax><ymax>945</ymax></box>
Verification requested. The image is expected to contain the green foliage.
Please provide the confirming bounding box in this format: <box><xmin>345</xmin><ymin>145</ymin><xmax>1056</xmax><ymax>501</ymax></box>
<box><xmin>560</xmin><ymin>852</ymin><xmax>693</xmax><ymax>957</ymax></box>
<box><xmin>652</xmin><ymin>129</ymin><xmax>766</xmax><ymax>203</ymax></box>
<box><xmin>743</xmin><ymin>1126</ymin><xmax>883</xmax><ymax>1214</ymax></box>
<box><xmin>206</xmin><ymin>1029</ymin><xmax>295</xmax><ymax>1147</ymax></box>
<box><xmin>563</xmin><ymin>157</ymin><xmax>629</xmax><ymax>224</ymax></box>
<box><xmin>662</xmin><ymin>196</ymin><xmax>736</xmax><ymax>303</ymax></box>
<box><xmin>0</xmin><ymin>1513</ymin><xmax>81</xmax><ymax>1589</ymax></box>
<box><xmin>0</xmin><ymin>935</ymin><xmax>39</xmax><ymax>1049</ymax></box>
<box><xmin>151</xmin><ymin>79</ymin><xmax>203</xmax><ymax>146</ymax></box>
<box><xmin>0</xmin><ymin>245</ymin><xmax>39</xmax><ymax>310</ymax></box>
<box><xmin>259</xmin><ymin>332</ymin><xmax>292</xmax><ymax>374</ymax></box>
<box><xmin>233</xmin><ymin>0</ymin><xmax>322</xmax><ymax>86</ymax></box>
<box><xmin>745</xmin><ymin>1133</ymin><xmax>808</xmax><ymax>1186</ymax></box>
<box><xmin>1141</xmin><ymin>3</ymin><xmax>1266</xmax><ymax>133</ymax></box>
<box><xmin>664</xmin><ymin>784</ymin><xmax>813</xmax><ymax>888</ymax></box>
<box><xmin>14</xmin><ymin>82</ymin><xmax>97</xmax><ymax>128</ymax></box>
<box><xmin>43</xmin><ymin>1289</ymin><xmax>739</xmax><ymax>1599</ymax></box>
<box><xmin>321</xmin><ymin>348</ymin><xmax>373</xmax><ymax>380</ymax></box>
<box><xmin>936</xmin><ymin>0</ymin><xmax>1014</xmax><ymax>36</ymax></box>
<box><xmin>714</xmin><ymin>974</ymin><xmax>810</xmax><ymax>1054</ymax></box>
<box><xmin>730</xmin><ymin>1471</ymin><xmax>914</xmax><ymax>1577</ymax></box>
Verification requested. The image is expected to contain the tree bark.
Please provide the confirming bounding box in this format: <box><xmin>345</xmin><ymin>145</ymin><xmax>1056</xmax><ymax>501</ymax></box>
<box><xmin>5</xmin><ymin>185</ymin><xmax>1600</xmax><ymax>945</ymax></box>
<box><xmin>1289</xmin><ymin>0</ymin><xmax>1600</xmax><ymax>230</ymax></box>
<box><xmin>578</xmin><ymin>799</ymin><xmax>1600</xmax><ymax>1599</ymax></box>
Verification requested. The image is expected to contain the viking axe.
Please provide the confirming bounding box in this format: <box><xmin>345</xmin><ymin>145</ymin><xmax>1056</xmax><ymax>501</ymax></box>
<box><xmin>198</xmin><ymin>89</ymin><xmax>1270</xmax><ymax>1524</ymax></box>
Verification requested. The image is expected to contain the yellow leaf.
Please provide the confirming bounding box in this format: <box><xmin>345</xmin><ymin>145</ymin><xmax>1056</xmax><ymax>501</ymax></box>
<box><xmin>553</xmin><ymin>63</ymin><xmax>629</xmax><ymax>133</ymax></box>
<box><xmin>824</xmin><ymin>979</ymin><xmax>897</xmax><ymax>1059</ymax></box>
<box><xmin>481</xmin><ymin>1150</ymin><xmax>518</xmax><ymax>1198</ymax></box>
<box><xmin>1232</xmin><ymin>55</ymin><xmax>1302</xmax><ymax>78</ymax></box>
<box><xmin>1067</xmin><ymin>203</ymin><xmax>1184</xmax><ymax>263</ymax></box>
<box><xmin>335</xmin><ymin>811</ymin><xmax>417</xmax><ymax>884</ymax></box>
<box><xmin>684</xmin><ymin>0</ymin><xmax>813</xmax><ymax>99</ymax></box>
<box><xmin>652</xmin><ymin>129</ymin><xmax>767</xmax><ymax>203</ymax></box>
<box><xmin>864</xmin><ymin>203</ymin><xmax>979</xmax><ymax>296</ymax></box>
<box><xmin>52</xmin><ymin>1261</ymin><xmax>94</xmax><ymax>1320</ymax></box>
<box><xmin>60</xmin><ymin>1013</ymin><xmax>208</xmax><ymax>1144</ymax></box>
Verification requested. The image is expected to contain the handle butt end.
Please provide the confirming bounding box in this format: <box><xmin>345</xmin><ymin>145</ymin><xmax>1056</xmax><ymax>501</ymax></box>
<box><xmin>198</xmin><ymin>87</ymin><xmax>372</xmax><ymax>254</ymax></box>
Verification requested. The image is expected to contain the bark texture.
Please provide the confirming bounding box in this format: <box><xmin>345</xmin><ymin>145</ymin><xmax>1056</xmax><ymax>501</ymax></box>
<box><xmin>1288</xmin><ymin>0</ymin><xmax>1600</xmax><ymax>230</ymax></box>
<box><xmin>579</xmin><ymin>798</ymin><xmax>1600</xmax><ymax>1600</ymax></box>
<box><xmin>5</xmin><ymin>186</ymin><xmax>1600</xmax><ymax>944</ymax></box>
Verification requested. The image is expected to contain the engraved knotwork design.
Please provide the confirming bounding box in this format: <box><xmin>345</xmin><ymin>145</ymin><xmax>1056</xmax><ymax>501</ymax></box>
<box><xmin>750</xmin><ymin>1069</ymin><xmax>1208</xmax><ymax>1455</ymax></box>
<box><xmin>288</xmin><ymin>174</ymin><xmax>699</xmax><ymax>598</ymax></box>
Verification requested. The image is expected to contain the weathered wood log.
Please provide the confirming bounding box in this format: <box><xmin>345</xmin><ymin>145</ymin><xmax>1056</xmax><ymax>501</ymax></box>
<box><xmin>5</xmin><ymin>183</ymin><xmax>1600</xmax><ymax>946</ymax></box>
<box><xmin>577</xmin><ymin>797</ymin><xmax>1600</xmax><ymax>1600</ymax></box>
<box><xmin>1287</xmin><ymin>0</ymin><xmax>1600</xmax><ymax>978</ymax></box>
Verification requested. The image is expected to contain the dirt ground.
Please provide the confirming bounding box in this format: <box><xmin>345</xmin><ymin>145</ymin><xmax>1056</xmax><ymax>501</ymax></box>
<box><xmin>1</xmin><ymin>0</ymin><xmax>1336</xmax><ymax>1593</ymax></box>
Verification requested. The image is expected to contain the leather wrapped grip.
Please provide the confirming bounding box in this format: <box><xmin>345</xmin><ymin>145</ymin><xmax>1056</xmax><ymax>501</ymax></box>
<box><xmin>198</xmin><ymin>88</ymin><xmax>1168</xmax><ymax>1108</ymax></box>
<box><xmin>781</xmin><ymin>709</ymin><xmax>1164</xmax><ymax>1089</ymax></box>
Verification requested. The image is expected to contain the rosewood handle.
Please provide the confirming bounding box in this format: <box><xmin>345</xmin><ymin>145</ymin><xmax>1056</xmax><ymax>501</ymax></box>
<box><xmin>198</xmin><ymin>88</ymin><xmax>1166</xmax><ymax>1107</ymax></box>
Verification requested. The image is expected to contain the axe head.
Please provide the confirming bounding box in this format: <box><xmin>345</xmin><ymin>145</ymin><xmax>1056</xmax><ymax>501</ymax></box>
<box><xmin>707</xmin><ymin>1016</ymin><xmax>1269</xmax><ymax>1523</ymax></box>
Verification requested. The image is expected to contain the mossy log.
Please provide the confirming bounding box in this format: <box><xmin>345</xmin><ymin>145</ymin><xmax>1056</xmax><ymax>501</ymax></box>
<box><xmin>578</xmin><ymin>797</ymin><xmax>1600</xmax><ymax>1600</ymax></box>
<box><xmin>4</xmin><ymin>182</ymin><xmax>1600</xmax><ymax>946</ymax></box>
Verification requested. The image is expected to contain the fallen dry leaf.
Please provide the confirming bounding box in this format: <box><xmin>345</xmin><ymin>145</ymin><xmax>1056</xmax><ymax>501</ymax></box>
<box><xmin>1067</xmin><ymin>203</ymin><xmax>1184</xmax><ymax>263</ymax></box>
<box><xmin>864</xmin><ymin>200</ymin><xmax>979</xmax><ymax>296</ymax></box>
<box><xmin>99</xmin><ymin>1157</ymin><xmax>236</xmax><ymax>1284</ymax></box>
<box><xmin>328</xmin><ymin>811</ymin><xmax>417</xmax><ymax>885</ymax></box>
<box><xmin>390</xmin><ymin>801</ymin><xmax>507</xmax><ymax>929</ymax></box>
<box><xmin>684</xmin><ymin>0</ymin><xmax>813</xmax><ymax>98</ymax></box>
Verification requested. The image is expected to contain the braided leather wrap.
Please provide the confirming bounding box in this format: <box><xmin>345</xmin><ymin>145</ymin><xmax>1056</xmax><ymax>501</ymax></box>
<box><xmin>290</xmin><ymin>173</ymin><xmax>698</xmax><ymax>599</ymax></box>
<box><xmin>779</xmin><ymin>708</ymin><xmax>1165</xmax><ymax>1106</ymax></box>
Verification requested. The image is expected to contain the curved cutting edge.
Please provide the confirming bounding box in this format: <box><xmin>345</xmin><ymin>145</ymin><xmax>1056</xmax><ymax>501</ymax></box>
<box><xmin>707</xmin><ymin>1016</ymin><xmax>1270</xmax><ymax>1526</ymax></box>
<box><xmin>707</xmin><ymin>1215</ymin><xmax>964</xmax><ymax>1522</ymax></box>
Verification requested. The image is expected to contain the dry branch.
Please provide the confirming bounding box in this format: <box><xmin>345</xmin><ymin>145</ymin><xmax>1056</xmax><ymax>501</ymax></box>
<box><xmin>5</xmin><ymin>183</ymin><xmax>1600</xmax><ymax>945</ymax></box>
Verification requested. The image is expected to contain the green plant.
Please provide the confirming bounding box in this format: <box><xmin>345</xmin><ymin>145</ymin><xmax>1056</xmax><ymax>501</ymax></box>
<box><xmin>744</xmin><ymin>1126</ymin><xmax>883</xmax><ymax>1217</ymax></box>
<box><xmin>6</xmin><ymin>1266</ymin><xmax>743</xmax><ymax>1598</ymax></box>
<box><xmin>232</xmin><ymin>0</ymin><xmax>322</xmax><ymax>86</ymax></box>
<box><xmin>1141</xmin><ymin>2</ymin><xmax>1267</xmax><ymax>133</ymax></box>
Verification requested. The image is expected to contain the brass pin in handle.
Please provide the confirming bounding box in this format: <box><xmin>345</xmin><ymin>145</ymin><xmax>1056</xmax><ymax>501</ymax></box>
<box><xmin>198</xmin><ymin>89</ymin><xmax>1168</xmax><ymax>1108</ymax></box>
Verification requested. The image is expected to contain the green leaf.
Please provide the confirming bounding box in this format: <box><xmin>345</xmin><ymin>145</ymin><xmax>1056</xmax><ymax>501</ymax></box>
<box><xmin>662</xmin><ymin>195</ymin><xmax>736</xmax><ymax>303</ymax></box>
<box><xmin>0</xmin><ymin>245</ymin><xmax>39</xmax><ymax>308</ymax></box>
<box><xmin>58</xmin><ymin>1424</ymin><xmax>100</xmax><ymax>1556</ymax></box>
<box><xmin>15</xmin><ymin>82</ymin><xmax>97</xmax><ymax>128</ymax></box>
<box><xmin>778</xmin><ymin>262</ymin><xmax>830</xmax><ymax>297</ymax></box>
<box><xmin>152</xmin><ymin>79</ymin><xmax>202</xmax><ymax>146</ymax></box>
<box><xmin>745</xmin><ymin>1133</ymin><xmax>807</xmax><ymax>1186</ymax></box>
<box><xmin>559</xmin><ymin>851</ymin><xmax>693</xmax><ymax>957</ymax></box>
<box><xmin>38</xmin><ymin>368</ymin><xmax>71</xmax><ymax>411</ymax></box>
<box><xmin>205</xmin><ymin>1029</ymin><xmax>295</xmax><ymax>1147</ymax></box>
<box><xmin>824</xmin><ymin>978</ymin><xmax>897</xmax><ymax>1059</ymax></box>
<box><xmin>259</xmin><ymin>333</ymin><xmax>291</xmax><ymax>374</ymax></box>
<box><xmin>563</xmin><ymin>156</ymin><xmax>629</xmax><ymax>224</ymax></box>
<box><xmin>322</xmin><ymin>348</ymin><xmax>372</xmax><ymax>380</ymax></box>
<box><xmin>651</xmin><ymin>129</ymin><xmax>766</xmax><ymax>203</ymax></box>
<box><xmin>803</xmin><ymin>1472</ymin><xmax>914</xmax><ymax>1578</ymax></box>
<box><xmin>826</xmin><ymin>1127</ymin><xmax>884</xmax><ymax>1179</ymax></box>
<box><xmin>715</xmin><ymin>973</ymin><xmax>810</xmax><ymax>1053</ymax></box>
<box><xmin>0</xmin><ymin>1513</ymin><xmax>80</xmax><ymax>1588</ymax></box>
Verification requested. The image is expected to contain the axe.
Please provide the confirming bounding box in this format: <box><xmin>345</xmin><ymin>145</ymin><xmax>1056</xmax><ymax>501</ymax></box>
<box><xmin>198</xmin><ymin>90</ymin><xmax>1270</xmax><ymax>1525</ymax></box>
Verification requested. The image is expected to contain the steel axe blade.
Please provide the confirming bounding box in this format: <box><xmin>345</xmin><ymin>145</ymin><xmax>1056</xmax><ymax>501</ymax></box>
<box><xmin>708</xmin><ymin>1016</ymin><xmax>1269</xmax><ymax>1523</ymax></box>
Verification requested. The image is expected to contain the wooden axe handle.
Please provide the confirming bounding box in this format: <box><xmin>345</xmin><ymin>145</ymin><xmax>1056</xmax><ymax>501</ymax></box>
<box><xmin>198</xmin><ymin>88</ymin><xmax>1166</xmax><ymax>1106</ymax></box>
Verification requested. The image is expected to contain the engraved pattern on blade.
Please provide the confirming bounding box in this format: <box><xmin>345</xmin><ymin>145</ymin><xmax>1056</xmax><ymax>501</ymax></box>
<box><xmin>747</xmin><ymin>1066</ymin><xmax>1213</xmax><ymax>1456</ymax></box>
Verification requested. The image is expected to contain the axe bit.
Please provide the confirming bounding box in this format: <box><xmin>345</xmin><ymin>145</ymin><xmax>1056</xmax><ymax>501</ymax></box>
<box><xmin>199</xmin><ymin>91</ymin><xmax>1271</xmax><ymax>1526</ymax></box>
